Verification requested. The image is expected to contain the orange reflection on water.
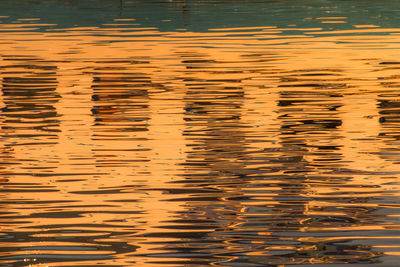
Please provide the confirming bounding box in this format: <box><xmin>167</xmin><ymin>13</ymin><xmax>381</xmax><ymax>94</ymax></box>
<box><xmin>1</xmin><ymin>20</ymin><xmax>400</xmax><ymax>266</ymax></box>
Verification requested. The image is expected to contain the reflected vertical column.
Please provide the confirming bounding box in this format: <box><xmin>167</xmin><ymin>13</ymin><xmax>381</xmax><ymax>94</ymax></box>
<box><xmin>0</xmin><ymin>56</ymin><xmax>60</xmax><ymax>176</ymax></box>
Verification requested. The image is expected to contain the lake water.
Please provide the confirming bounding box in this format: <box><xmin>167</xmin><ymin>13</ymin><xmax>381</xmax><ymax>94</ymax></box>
<box><xmin>2</xmin><ymin>0</ymin><xmax>400</xmax><ymax>266</ymax></box>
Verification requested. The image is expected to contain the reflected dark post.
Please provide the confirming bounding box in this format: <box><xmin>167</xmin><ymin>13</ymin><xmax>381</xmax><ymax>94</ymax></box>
<box><xmin>275</xmin><ymin>75</ymin><xmax>345</xmax><ymax>224</ymax></box>
<box><xmin>375</xmin><ymin>61</ymin><xmax>400</xmax><ymax>165</ymax></box>
<box><xmin>156</xmin><ymin>52</ymin><xmax>251</xmax><ymax>265</ymax></box>
<box><xmin>274</xmin><ymin>69</ymin><xmax>381</xmax><ymax>264</ymax></box>
<box><xmin>0</xmin><ymin>55</ymin><xmax>60</xmax><ymax>147</ymax></box>
<box><xmin>89</xmin><ymin>60</ymin><xmax>151</xmax><ymax>169</ymax></box>
<box><xmin>377</xmin><ymin>97</ymin><xmax>400</xmax><ymax>161</ymax></box>
<box><xmin>0</xmin><ymin>56</ymin><xmax>61</xmax><ymax>178</ymax></box>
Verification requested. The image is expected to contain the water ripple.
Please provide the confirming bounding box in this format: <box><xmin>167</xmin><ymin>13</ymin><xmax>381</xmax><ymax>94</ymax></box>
<box><xmin>1</xmin><ymin>1</ymin><xmax>400</xmax><ymax>266</ymax></box>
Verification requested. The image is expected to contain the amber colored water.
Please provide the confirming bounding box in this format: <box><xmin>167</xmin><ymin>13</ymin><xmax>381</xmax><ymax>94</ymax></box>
<box><xmin>2</xmin><ymin>1</ymin><xmax>400</xmax><ymax>266</ymax></box>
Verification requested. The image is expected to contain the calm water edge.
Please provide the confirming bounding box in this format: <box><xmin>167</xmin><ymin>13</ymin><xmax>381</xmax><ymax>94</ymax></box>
<box><xmin>2</xmin><ymin>0</ymin><xmax>400</xmax><ymax>266</ymax></box>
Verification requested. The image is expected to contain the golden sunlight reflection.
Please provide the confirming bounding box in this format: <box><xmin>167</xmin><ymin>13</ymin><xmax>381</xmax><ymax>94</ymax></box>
<box><xmin>1</xmin><ymin>8</ymin><xmax>400</xmax><ymax>266</ymax></box>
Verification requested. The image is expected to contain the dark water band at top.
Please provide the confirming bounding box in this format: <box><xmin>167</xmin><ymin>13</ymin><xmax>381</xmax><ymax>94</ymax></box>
<box><xmin>1</xmin><ymin>0</ymin><xmax>400</xmax><ymax>33</ymax></box>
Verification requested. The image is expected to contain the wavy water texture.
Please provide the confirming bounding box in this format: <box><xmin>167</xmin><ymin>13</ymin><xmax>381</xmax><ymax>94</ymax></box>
<box><xmin>1</xmin><ymin>0</ymin><xmax>400</xmax><ymax>266</ymax></box>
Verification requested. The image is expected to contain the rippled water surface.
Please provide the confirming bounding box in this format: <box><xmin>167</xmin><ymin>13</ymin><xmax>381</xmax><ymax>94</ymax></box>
<box><xmin>2</xmin><ymin>0</ymin><xmax>400</xmax><ymax>266</ymax></box>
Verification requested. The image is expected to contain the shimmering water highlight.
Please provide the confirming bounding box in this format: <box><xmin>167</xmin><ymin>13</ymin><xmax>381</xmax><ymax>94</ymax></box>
<box><xmin>2</xmin><ymin>1</ymin><xmax>400</xmax><ymax>266</ymax></box>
